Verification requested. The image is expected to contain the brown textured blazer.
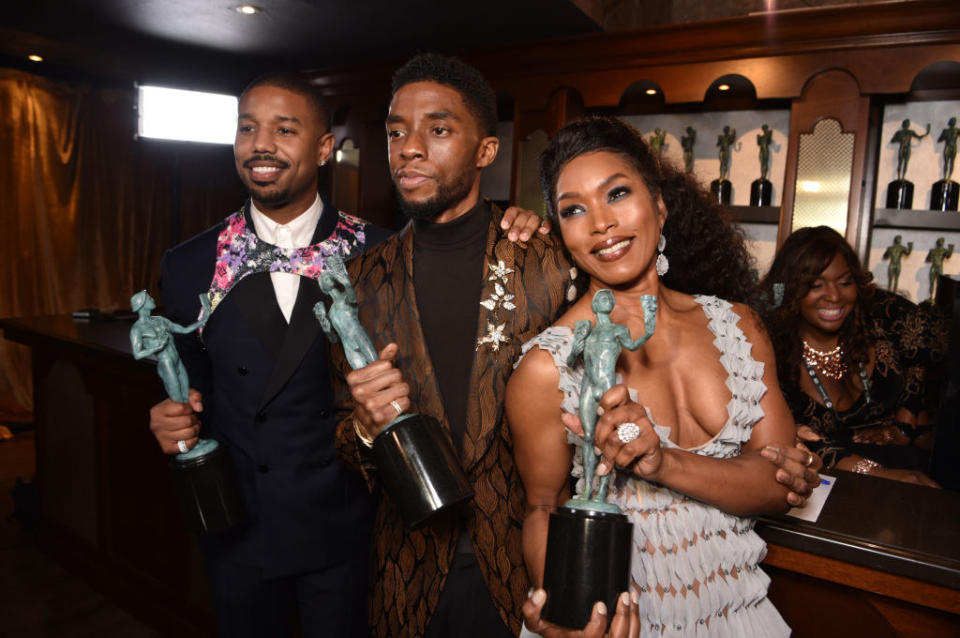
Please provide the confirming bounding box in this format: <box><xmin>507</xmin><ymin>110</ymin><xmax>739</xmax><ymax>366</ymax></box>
<box><xmin>332</xmin><ymin>205</ymin><xmax>571</xmax><ymax>638</ymax></box>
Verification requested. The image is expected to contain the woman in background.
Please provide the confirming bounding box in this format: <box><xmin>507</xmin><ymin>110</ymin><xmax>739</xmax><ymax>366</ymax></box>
<box><xmin>760</xmin><ymin>226</ymin><xmax>940</xmax><ymax>486</ymax></box>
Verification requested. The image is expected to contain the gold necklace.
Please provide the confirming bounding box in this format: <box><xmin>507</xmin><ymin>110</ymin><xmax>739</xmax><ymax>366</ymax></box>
<box><xmin>802</xmin><ymin>340</ymin><xmax>847</xmax><ymax>380</ymax></box>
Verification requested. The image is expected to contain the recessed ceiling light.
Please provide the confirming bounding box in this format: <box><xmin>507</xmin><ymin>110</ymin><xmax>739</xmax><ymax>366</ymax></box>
<box><xmin>717</xmin><ymin>84</ymin><xmax>731</xmax><ymax>91</ymax></box>
<box><xmin>645</xmin><ymin>88</ymin><xmax>657</xmax><ymax>95</ymax></box>
<box><xmin>28</xmin><ymin>54</ymin><xmax>43</xmax><ymax>62</ymax></box>
<box><xmin>235</xmin><ymin>5</ymin><xmax>262</xmax><ymax>15</ymax></box>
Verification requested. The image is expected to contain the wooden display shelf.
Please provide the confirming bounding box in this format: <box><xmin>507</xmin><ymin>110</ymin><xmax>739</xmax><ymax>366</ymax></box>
<box><xmin>728</xmin><ymin>205</ymin><xmax>780</xmax><ymax>224</ymax></box>
<box><xmin>874</xmin><ymin>208</ymin><xmax>960</xmax><ymax>231</ymax></box>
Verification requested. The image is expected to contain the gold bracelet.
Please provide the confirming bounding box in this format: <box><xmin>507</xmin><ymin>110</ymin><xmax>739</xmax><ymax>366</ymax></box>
<box><xmin>852</xmin><ymin>458</ymin><xmax>882</xmax><ymax>474</ymax></box>
<box><xmin>353</xmin><ymin>416</ymin><xmax>375</xmax><ymax>449</ymax></box>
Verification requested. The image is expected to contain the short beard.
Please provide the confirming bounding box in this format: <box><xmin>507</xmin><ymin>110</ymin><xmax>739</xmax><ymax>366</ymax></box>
<box><xmin>249</xmin><ymin>186</ymin><xmax>291</xmax><ymax>208</ymax></box>
<box><xmin>396</xmin><ymin>169</ymin><xmax>476</xmax><ymax>222</ymax></box>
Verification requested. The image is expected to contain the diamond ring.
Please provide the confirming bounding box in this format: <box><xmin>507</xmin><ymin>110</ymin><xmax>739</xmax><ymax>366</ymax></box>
<box><xmin>390</xmin><ymin>400</ymin><xmax>403</xmax><ymax>417</ymax></box>
<box><xmin>176</xmin><ymin>440</ymin><xmax>189</xmax><ymax>454</ymax></box>
<box><xmin>616</xmin><ymin>422</ymin><xmax>640</xmax><ymax>444</ymax></box>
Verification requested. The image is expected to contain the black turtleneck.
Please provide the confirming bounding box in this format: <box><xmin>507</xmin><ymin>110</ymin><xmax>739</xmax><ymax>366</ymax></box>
<box><xmin>413</xmin><ymin>199</ymin><xmax>491</xmax><ymax>453</ymax></box>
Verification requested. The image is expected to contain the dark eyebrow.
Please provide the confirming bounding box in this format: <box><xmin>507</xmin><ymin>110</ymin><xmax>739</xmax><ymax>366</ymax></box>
<box><xmin>237</xmin><ymin>113</ymin><xmax>302</xmax><ymax>125</ymax></box>
<box><xmin>557</xmin><ymin>172</ymin><xmax>629</xmax><ymax>202</ymax></box>
<box><xmin>425</xmin><ymin>110</ymin><xmax>459</xmax><ymax>121</ymax></box>
<box><xmin>385</xmin><ymin>114</ymin><xmax>404</xmax><ymax>125</ymax></box>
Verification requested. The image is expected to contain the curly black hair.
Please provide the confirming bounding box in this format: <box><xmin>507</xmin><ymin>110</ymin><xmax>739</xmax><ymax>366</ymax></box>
<box><xmin>241</xmin><ymin>72</ymin><xmax>330</xmax><ymax>132</ymax></box>
<box><xmin>539</xmin><ymin>115</ymin><xmax>763</xmax><ymax>308</ymax></box>
<box><xmin>391</xmin><ymin>53</ymin><xmax>498</xmax><ymax>137</ymax></box>
<box><xmin>758</xmin><ymin>225</ymin><xmax>876</xmax><ymax>392</ymax></box>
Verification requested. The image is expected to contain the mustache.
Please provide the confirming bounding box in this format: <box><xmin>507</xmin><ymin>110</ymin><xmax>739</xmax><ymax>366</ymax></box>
<box><xmin>243</xmin><ymin>155</ymin><xmax>290</xmax><ymax>169</ymax></box>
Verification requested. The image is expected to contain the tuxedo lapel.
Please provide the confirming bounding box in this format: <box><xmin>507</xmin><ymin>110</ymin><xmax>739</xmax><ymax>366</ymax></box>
<box><xmin>258</xmin><ymin>277</ymin><xmax>323</xmax><ymax>411</ymax></box>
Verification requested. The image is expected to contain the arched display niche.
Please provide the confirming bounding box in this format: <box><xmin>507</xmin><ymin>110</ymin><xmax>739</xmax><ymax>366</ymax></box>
<box><xmin>780</xmin><ymin>69</ymin><xmax>868</xmax><ymax>252</ymax></box>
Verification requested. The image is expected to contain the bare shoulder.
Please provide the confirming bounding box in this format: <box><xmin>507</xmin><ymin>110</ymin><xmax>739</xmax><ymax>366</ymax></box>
<box><xmin>730</xmin><ymin>301</ymin><xmax>770</xmax><ymax>341</ymax></box>
<box><xmin>728</xmin><ymin>301</ymin><xmax>777</xmax><ymax>366</ymax></box>
<box><xmin>510</xmin><ymin>346</ymin><xmax>561</xmax><ymax>391</ymax></box>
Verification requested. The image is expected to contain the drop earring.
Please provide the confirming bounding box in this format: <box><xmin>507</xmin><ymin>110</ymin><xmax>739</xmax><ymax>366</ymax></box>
<box><xmin>656</xmin><ymin>233</ymin><xmax>669</xmax><ymax>276</ymax></box>
<box><xmin>566</xmin><ymin>266</ymin><xmax>578</xmax><ymax>302</ymax></box>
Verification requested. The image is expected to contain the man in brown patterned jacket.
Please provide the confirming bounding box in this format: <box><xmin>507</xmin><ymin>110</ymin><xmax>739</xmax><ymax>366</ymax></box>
<box><xmin>331</xmin><ymin>53</ymin><xmax>571</xmax><ymax>637</ymax></box>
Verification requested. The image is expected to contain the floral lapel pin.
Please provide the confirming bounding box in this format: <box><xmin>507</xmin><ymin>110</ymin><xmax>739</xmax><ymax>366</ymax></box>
<box><xmin>477</xmin><ymin>259</ymin><xmax>516</xmax><ymax>352</ymax></box>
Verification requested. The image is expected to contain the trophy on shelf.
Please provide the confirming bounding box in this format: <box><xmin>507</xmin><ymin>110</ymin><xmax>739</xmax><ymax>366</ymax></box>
<box><xmin>541</xmin><ymin>289</ymin><xmax>656</xmax><ymax>629</ymax></box>
<box><xmin>750</xmin><ymin>124</ymin><xmax>774</xmax><ymax>206</ymax></box>
<box><xmin>129</xmin><ymin>290</ymin><xmax>246</xmax><ymax>534</ymax></box>
<box><xmin>886</xmin><ymin>119</ymin><xmax>930</xmax><ymax>210</ymax></box>
<box><xmin>710</xmin><ymin>125</ymin><xmax>737</xmax><ymax>206</ymax></box>
<box><xmin>314</xmin><ymin>255</ymin><xmax>472</xmax><ymax>529</ymax></box>
<box><xmin>648</xmin><ymin>128</ymin><xmax>667</xmax><ymax>159</ymax></box>
<box><xmin>681</xmin><ymin>126</ymin><xmax>696</xmax><ymax>174</ymax></box>
<box><xmin>882</xmin><ymin>235</ymin><xmax>913</xmax><ymax>293</ymax></box>
<box><xmin>932</xmin><ymin>117</ymin><xmax>959</xmax><ymax>212</ymax></box>
<box><xmin>926</xmin><ymin>238</ymin><xmax>955</xmax><ymax>301</ymax></box>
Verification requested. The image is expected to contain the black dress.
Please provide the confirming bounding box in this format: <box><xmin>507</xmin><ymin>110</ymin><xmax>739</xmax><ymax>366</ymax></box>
<box><xmin>785</xmin><ymin>289</ymin><xmax>946</xmax><ymax>470</ymax></box>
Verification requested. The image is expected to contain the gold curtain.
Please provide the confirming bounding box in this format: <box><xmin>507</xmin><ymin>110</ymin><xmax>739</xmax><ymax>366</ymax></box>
<box><xmin>0</xmin><ymin>69</ymin><xmax>243</xmax><ymax>412</ymax></box>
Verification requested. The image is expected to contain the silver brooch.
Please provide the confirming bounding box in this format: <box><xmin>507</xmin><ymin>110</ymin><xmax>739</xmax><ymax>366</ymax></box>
<box><xmin>479</xmin><ymin>282</ymin><xmax>516</xmax><ymax>312</ymax></box>
<box><xmin>488</xmin><ymin>259</ymin><xmax>514</xmax><ymax>283</ymax></box>
<box><xmin>476</xmin><ymin>322</ymin><xmax>508</xmax><ymax>352</ymax></box>
<box><xmin>476</xmin><ymin>259</ymin><xmax>515</xmax><ymax>351</ymax></box>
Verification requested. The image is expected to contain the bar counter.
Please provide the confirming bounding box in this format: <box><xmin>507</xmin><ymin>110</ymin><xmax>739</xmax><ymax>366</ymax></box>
<box><xmin>3</xmin><ymin>315</ymin><xmax>959</xmax><ymax>637</ymax></box>
<box><xmin>1</xmin><ymin>315</ymin><xmax>215</xmax><ymax>637</ymax></box>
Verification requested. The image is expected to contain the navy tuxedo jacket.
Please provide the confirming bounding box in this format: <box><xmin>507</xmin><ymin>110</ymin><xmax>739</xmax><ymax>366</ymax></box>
<box><xmin>160</xmin><ymin>197</ymin><xmax>389</xmax><ymax>577</ymax></box>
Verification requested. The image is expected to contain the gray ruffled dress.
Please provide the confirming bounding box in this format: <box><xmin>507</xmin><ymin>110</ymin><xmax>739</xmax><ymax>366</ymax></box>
<box><xmin>517</xmin><ymin>296</ymin><xmax>790</xmax><ymax>638</ymax></box>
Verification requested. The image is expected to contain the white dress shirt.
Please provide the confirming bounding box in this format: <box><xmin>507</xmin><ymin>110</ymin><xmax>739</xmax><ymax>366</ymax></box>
<box><xmin>249</xmin><ymin>194</ymin><xmax>323</xmax><ymax>323</ymax></box>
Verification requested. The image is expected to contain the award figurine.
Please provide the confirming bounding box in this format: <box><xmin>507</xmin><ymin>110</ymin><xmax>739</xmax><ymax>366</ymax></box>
<box><xmin>750</xmin><ymin>124</ymin><xmax>774</xmax><ymax>206</ymax></box>
<box><xmin>886</xmin><ymin>119</ymin><xmax>930</xmax><ymax>209</ymax></box>
<box><xmin>932</xmin><ymin>117</ymin><xmax>959</xmax><ymax>212</ymax></box>
<box><xmin>314</xmin><ymin>255</ymin><xmax>472</xmax><ymax>529</ymax></box>
<box><xmin>541</xmin><ymin>289</ymin><xmax>656</xmax><ymax>629</ymax></box>
<box><xmin>648</xmin><ymin>128</ymin><xmax>667</xmax><ymax>159</ymax></box>
<box><xmin>882</xmin><ymin>235</ymin><xmax>913</xmax><ymax>293</ymax></box>
<box><xmin>130</xmin><ymin>290</ymin><xmax>245</xmax><ymax>534</ymax></box>
<box><xmin>926</xmin><ymin>238</ymin><xmax>954</xmax><ymax>300</ymax></box>
<box><xmin>681</xmin><ymin>126</ymin><xmax>696</xmax><ymax>174</ymax></box>
<box><xmin>710</xmin><ymin>125</ymin><xmax>737</xmax><ymax>206</ymax></box>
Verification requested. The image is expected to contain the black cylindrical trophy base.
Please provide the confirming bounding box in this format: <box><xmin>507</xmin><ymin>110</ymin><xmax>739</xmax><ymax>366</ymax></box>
<box><xmin>931</xmin><ymin>180</ymin><xmax>959</xmax><ymax>212</ymax></box>
<box><xmin>542</xmin><ymin>507</ymin><xmax>632</xmax><ymax>630</ymax></box>
<box><xmin>750</xmin><ymin>179</ymin><xmax>772</xmax><ymax>206</ymax></box>
<box><xmin>170</xmin><ymin>444</ymin><xmax>245</xmax><ymax>535</ymax></box>
<box><xmin>710</xmin><ymin>179</ymin><xmax>732</xmax><ymax>206</ymax></box>
<box><xmin>886</xmin><ymin>179</ymin><xmax>914</xmax><ymax>209</ymax></box>
<box><xmin>373</xmin><ymin>414</ymin><xmax>473</xmax><ymax>529</ymax></box>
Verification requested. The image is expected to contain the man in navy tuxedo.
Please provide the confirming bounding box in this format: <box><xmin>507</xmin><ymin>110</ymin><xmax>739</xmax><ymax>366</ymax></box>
<box><xmin>147</xmin><ymin>73</ymin><xmax>389</xmax><ymax>638</ymax></box>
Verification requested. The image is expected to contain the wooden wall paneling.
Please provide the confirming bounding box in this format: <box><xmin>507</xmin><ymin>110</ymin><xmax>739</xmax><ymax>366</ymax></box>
<box><xmin>509</xmin><ymin>87</ymin><xmax>584</xmax><ymax>206</ymax></box>
<box><xmin>473</xmin><ymin>1</ymin><xmax>960</xmax><ymax>81</ymax></box>
<box><xmin>324</xmin><ymin>93</ymin><xmax>396</xmax><ymax>229</ymax></box>
<box><xmin>854</xmin><ymin>102</ymin><xmax>886</xmax><ymax>264</ymax></box>
<box><xmin>488</xmin><ymin>43</ymin><xmax>960</xmax><ymax>119</ymax></box>
<box><xmin>778</xmin><ymin>69</ymin><xmax>870</xmax><ymax>249</ymax></box>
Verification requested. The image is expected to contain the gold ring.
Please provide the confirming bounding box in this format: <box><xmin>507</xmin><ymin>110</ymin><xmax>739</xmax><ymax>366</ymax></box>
<box><xmin>804</xmin><ymin>452</ymin><xmax>815</xmax><ymax>468</ymax></box>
